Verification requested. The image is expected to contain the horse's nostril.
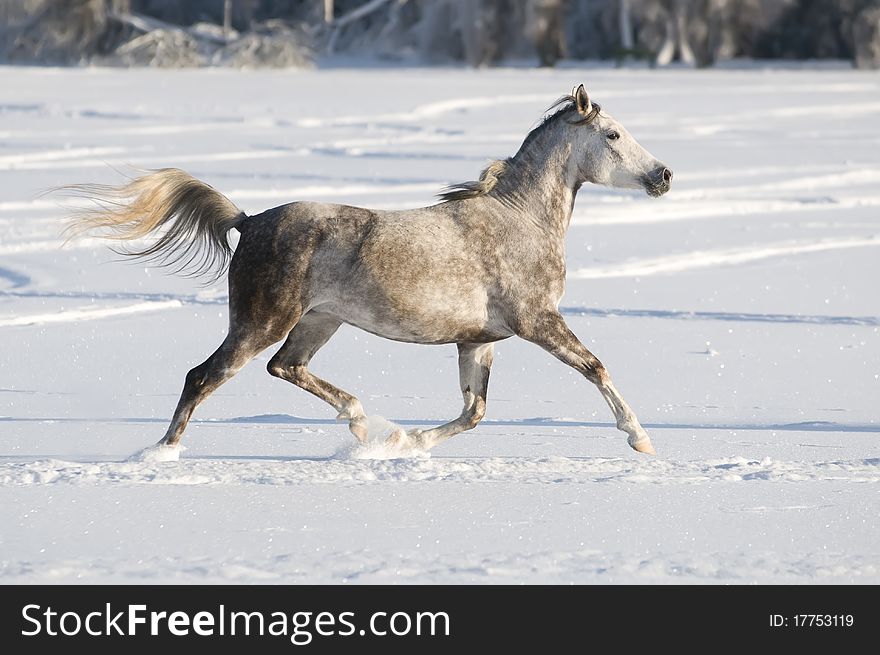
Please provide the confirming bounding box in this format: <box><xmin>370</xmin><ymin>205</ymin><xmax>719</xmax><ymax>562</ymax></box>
<box><xmin>662</xmin><ymin>168</ymin><xmax>673</xmax><ymax>183</ymax></box>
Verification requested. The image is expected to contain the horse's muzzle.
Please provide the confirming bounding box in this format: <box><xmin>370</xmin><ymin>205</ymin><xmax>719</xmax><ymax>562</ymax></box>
<box><xmin>644</xmin><ymin>166</ymin><xmax>673</xmax><ymax>197</ymax></box>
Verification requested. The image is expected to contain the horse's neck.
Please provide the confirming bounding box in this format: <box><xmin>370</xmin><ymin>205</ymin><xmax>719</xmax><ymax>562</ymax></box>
<box><xmin>501</xmin><ymin>146</ymin><xmax>577</xmax><ymax>240</ymax></box>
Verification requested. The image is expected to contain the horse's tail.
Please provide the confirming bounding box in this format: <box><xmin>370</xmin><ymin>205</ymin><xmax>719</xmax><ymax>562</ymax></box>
<box><xmin>62</xmin><ymin>168</ymin><xmax>246</xmax><ymax>280</ymax></box>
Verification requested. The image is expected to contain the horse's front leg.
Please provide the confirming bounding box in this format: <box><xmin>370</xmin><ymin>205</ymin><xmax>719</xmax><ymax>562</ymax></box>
<box><xmin>517</xmin><ymin>311</ymin><xmax>655</xmax><ymax>454</ymax></box>
<box><xmin>387</xmin><ymin>342</ymin><xmax>494</xmax><ymax>451</ymax></box>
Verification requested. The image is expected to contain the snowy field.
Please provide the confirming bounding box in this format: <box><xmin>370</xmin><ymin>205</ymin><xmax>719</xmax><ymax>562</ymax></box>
<box><xmin>0</xmin><ymin>65</ymin><xmax>877</xmax><ymax>584</ymax></box>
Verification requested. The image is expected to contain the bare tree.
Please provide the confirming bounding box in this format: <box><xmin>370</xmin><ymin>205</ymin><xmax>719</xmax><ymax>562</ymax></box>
<box><xmin>459</xmin><ymin>0</ymin><xmax>501</xmax><ymax>67</ymax></box>
<box><xmin>655</xmin><ymin>0</ymin><xmax>696</xmax><ymax>65</ymax></box>
<box><xmin>4</xmin><ymin>0</ymin><xmax>880</xmax><ymax>69</ymax></box>
<box><xmin>529</xmin><ymin>0</ymin><xmax>567</xmax><ymax>67</ymax></box>
<box><xmin>223</xmin><ymin>0</ymin><xmax>232</xmax><ymax>36</ymax></box>
<box><xmin>853</xmin><ymin>4</ymin><xmax>880</xmax><ymax>69</ymax></box>
<box><xmin>619</xmin><ymin>0</ymin><xmax>634</xmax><ymax>51</ymax></box>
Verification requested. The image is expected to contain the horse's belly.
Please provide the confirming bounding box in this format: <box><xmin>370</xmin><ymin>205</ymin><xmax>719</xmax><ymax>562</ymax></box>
<box><xmin>316</xmin><ymin>296</ymin><xmax>511</xmax><ymax>345</ymax></box>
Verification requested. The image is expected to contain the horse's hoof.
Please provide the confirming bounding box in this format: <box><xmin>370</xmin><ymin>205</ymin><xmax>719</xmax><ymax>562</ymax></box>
<box><xmin>628</xmin><ymin>437</ymin><xmax>656</xmax><ymax>455</ymax></box>
<box><xmin>349</xmin><ymin>419</ymin><xmax>369</xmax><ymax>444</ymax></box>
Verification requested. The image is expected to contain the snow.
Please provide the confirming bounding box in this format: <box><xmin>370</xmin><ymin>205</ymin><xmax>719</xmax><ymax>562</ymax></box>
<box><xmin>0</xmin><ymin>65</ymin><xmax>878</xmax><ymax>584</ymax></box>
<box><xmin>127</xmin><ymin>443</ymin><xmax>184</xmax><ymax>463</ymax></box>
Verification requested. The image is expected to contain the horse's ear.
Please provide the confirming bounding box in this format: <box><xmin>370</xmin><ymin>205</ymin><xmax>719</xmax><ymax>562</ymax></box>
<box><xmin>574</xmin><ymin>84</ymin><xmax>592</xmax><ymax>116</ymax></box>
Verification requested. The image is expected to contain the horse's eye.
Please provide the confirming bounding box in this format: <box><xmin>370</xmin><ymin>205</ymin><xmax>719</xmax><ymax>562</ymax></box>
<box><xmin>607</xmin><ymin>131</ymin><xmax>620</xmax><ymax>141</ymax></box>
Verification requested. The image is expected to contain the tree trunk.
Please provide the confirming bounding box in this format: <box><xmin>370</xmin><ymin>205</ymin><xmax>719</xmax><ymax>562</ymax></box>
<box><xmin>459</xmin><ymin>0</ymin><xmax>484</xmax><ymax>67</ymax></box>
<box><xmin>619</xmin><ymin>0</ymin><xmax>633</xmax><ymax>50</ymax></box>
<box><xmin>223</xmin><ymin>0</ymin><xmax>232</xmax><ymax>36</ymax></box>
<box><xmin>656</xmin><ymin>0</ymin><xmax>696</xmax><ymax>66</ymax></box>
<box><xmin>418</xmin><ymin>0</ymin><xmax>454</xmax><ymax>62</ymax></box>
<box><xmin>675</xmin><ymin>0</ymin><xmax>696</xmax><ymax>65</ymax></box>
<box><xmin>529</xmin><ymin>0</ymin><xmax>566</xmax><ymax>67</ymax></box>
<box><xmin>853</xmin><ymin>6</ymin><xmax>880</xmax><ymax>69</ymax></box>
<box><xmin>656</xmin><ymin>15</ymin><xmax>675</xmax><ymax>65</ymax></box>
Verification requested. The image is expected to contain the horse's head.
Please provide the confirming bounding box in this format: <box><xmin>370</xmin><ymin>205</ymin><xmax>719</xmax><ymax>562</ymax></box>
<box><xmin>569</xmin><ymin>84</ymin><xmax>672</xmax><ymax>197</ymax></box>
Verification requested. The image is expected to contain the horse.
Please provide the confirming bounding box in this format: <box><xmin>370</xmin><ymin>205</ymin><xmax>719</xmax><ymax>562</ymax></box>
<box><xmin>66</xmin><ymin>84</ymin><xmax>672</xmax><ymax>457</ymax></box>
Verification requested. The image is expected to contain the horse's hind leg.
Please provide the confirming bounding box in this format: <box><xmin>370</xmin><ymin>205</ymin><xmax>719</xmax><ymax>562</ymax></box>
<box><xmin>160</xmin><ymin>324</ymin><xmax>294</xmax><ymax>447</ymax></box>
<box><xmin>518</xmin><ymin>311</ymin><xmax>655</xmax><ymax>454</ymax></box>
<box><xmin>392</xmin><ymin>342</ymin><xmax>494</xmax><ymax>451</ymax></box>
<box><xmin>266</xmin><ymin>311</ymin><xmax>369</xmax><ymax>443</ymax></box>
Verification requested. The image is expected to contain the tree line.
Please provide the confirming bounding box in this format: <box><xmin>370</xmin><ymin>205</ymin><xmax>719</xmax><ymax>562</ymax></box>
<box><xmin>2</xmin><ymin>0</ymin><xmax>878</xmax><ymax>68</ymax></box>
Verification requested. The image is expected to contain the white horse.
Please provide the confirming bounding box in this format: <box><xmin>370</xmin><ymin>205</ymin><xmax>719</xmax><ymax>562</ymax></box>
<box><xmin>67</xmin><ymin>84</ymin><xmax>672</xmax><ymax>456</ymax></box>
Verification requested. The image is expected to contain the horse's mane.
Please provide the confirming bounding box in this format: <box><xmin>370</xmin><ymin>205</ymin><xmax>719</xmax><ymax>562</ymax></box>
<box><xmin>438</xmin><ymin>95</ymin><xmax>602</xmax><ymax>203</ymax></box>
